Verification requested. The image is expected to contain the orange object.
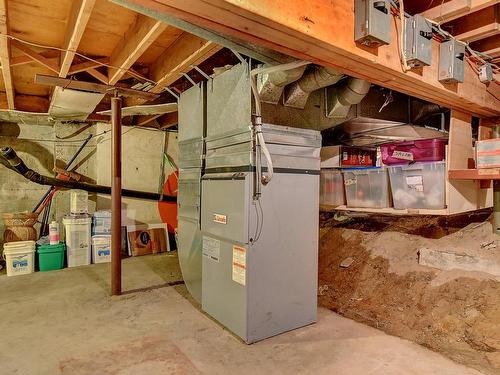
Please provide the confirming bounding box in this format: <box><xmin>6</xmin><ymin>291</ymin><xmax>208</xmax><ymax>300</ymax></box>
<box><xmin>158</xmin><ymin>171</ymin><xmax>178</xmax><ymax>233</ymax></box>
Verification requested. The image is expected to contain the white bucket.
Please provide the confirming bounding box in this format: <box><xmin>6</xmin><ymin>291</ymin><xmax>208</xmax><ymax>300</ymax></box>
<box><xmin>92</xmin><ymin>235</ymin><xmax>111</xmax><ymax>264</ymax></box>
<box><xmin>63</xmin><ymin>216</ymin><xmax>91</xmax><ymax>267</ymax></box>
<box><xmin>70</xmin><ymin>189</ymin><xmax>89</xmax><ymax>215</ymax></box>
<box><xmin>3</xmin><ymin>241</ymin><xmax>36</xmax><ymax>276</ymax></box>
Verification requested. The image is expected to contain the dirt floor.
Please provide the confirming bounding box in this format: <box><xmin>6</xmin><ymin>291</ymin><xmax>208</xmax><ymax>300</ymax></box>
<box><xmin>318</xmin><ymin>210</ymin><xmax>500</xmax><ymax>375</ymax></box>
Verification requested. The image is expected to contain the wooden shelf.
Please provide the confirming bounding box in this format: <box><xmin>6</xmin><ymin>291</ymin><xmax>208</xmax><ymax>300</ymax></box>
<box><xmin>320</xmin><ymin>204</ymin><xmax>449</xmax><ymax>216</ymax></box>
<box><xmin>449</xmin><ymin>168</ymin><xmax>500</xmax><ymax>180</ymax></box>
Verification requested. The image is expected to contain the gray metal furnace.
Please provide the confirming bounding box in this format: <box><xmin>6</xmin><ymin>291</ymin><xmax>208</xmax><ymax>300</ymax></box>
<box><xmin>177</xmin><ymin>82</ymin><xmax>205</xmax><ymax>303</ymax></box>
<box><xmin>201</xmin><ymin>63</ymin><xmax>321</xmax><ymax>343</ymax></box>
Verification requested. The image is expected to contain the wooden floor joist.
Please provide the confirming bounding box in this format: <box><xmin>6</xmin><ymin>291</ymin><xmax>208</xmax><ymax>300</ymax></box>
<box><xmin>0</xmin><ymin>0</ymin><xmax>14</xmax><ymax>109</ymax></box>
<box><xmin>422</xmin><ymin>0</ymin><xmax>499</xmax><ymax>23</ymax></box>
<box><xmin>115</xmin><ymin>0</ymin><xmax>500</xmax><ymax>117</ymax></box>
<box><xmin>108</xmin><ymin>14</ymin><xmax>168</xmax><ymax>85</ymax></box>
<box><xmin>149</xmin><ymin>33</ymin><xmax>221</xmax><ymax>93</ymax></box>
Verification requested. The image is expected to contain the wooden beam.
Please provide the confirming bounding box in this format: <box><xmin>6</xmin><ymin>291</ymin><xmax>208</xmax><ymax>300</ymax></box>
<box><xmin>150</xmin><ymin>33</ymin><xmax>221</xmax><ymax>93</ymax></box>
<box><xmin>68</xmin><ymin>57</ymin><xmax>109</xmax><ymax>74</ymax></box>
<box><xmin>0</xmin><ymin>0</ymin><xmax>14</xmax><ymax>109</ymax></box>
<box><xmin>60</xmin><ymin>0</ymin><xmax>96</xmax><ymax>78</ymax></box>
<box><xmin>11</xmin><ymin>40</ymin><xmax>60</xmax><ymax>74</ymax></box>
<box><xmin>135</xmin><ymin>114</ymin><xmax>161</xmax><ymax>127</ymax></box>
<box><xmin>87</xmin><ymin>68</ymin><xmax>109</xmax><ymax>84</ymax></box>
<box><xmin>158</xmin><ymin>111</ymin><xmax>178</xmax><ymax>129</ymax></box>
<box><xmin>10</xmin><ymin>50</ymin><xmax>60</xmax><ymax>67</ymax></box>
<box><xmin>116</xmin><ymin>0</ymin><xmax>500</xmax><ymax>117</ymax></box>
<box><xmin>446</xmin><ymin>5</ymin><xmax>500</xmax><ymax>42</ymax></box>
<box><xmin>470</xmin><ymin>34</ymin><xmax>500</xmax><ymax>57</ymax></box>
<box><xmin>34</xmin><ymin>74</ymin><xmax>159</xmax><ymax>100</ymax></box>
<box><xmin>422</xmin><ymin>0</ymin><xmax>499</xmax><ymax>23</ymax></box>
<box><xmin>108</xmin><ymin>14</ymin><xmax>168</xmax><ymax>85</ymax></box>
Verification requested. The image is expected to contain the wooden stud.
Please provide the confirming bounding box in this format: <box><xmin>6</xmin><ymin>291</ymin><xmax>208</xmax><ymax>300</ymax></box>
<box><xmin>149</xmin><ymin>33</ymin><xmax>221</xmax><ymax>94</ymax></box>
<box><xmin>11</xmin><ymin>41</ymin><xmax>61</xmax><ymax>74</ymax></box>
<box><xmin>0</xmin><ymin>0</ymin><xmax>14</xmax><ymax>109</ymax></box>
<box><xmin>108</xmin><ymin>14</ymin><xmax>168</xmax><ymax>85</ymax></box>
<box><xmin>60</xmin><ymin>0</ymin><xmax>96</xmax><ymax>78</ymax></box>
<box><xmin>117</xmin><ymin>0</ymin><xmax>500</xmax><ymax>117</ymax></box>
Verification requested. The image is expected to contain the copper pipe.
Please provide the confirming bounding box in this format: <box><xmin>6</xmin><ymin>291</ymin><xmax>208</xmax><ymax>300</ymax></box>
<box><xmin>111</xmin><ymin>95</ymin><xmax>122</xmax><ymax>296</ymax></box>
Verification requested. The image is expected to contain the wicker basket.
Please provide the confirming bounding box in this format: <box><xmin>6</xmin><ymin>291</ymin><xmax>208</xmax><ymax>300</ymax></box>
<box><xmin>2</xmin><ymin>212</ymin><xmax>38</xmax><ymax>242</ymax></box>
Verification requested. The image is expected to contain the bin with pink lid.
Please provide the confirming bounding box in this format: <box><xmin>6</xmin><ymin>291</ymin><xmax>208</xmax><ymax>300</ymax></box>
<box><xmin>381</xmin><ymin>138</ymin><xmax>447</xmax><ymax>165</ymax></box>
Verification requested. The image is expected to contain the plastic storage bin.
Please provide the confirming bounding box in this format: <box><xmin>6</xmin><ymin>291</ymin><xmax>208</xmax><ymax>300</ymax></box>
<box><xmin>70</xmin><ymin>189</ymin><xmax>89</xmax><ymax>214</ymax></box>
<box><xmin>92</xmin><ymin>235</ymin><xmax>111</xmax><ymax>263</ymax></box>
<box><xmin>344</xmin><ymin>167</ymin><xmax>392</xmax><ymax>208</ymax></box>
<box><xmin>37</xmin><ymin>243</ymin><xmax>65</xmax><ymax>271</ymax></box>
<box><xmin>381</xmin><ymin>138</ymin><xmax>447</xmax><ymax>165</ymax></box>
<box><xmin>63</xmin><ymin>215</ymin><xmax>91</xmax><ymax>267</ymax></box>
<box><xmin>320</xmin><ymin>169</ymin><xmax>345</xmax><ymax>206</ymax></box>
<box><xmin>3</xmin><ymin>241</ymin><xmax>35</xmax><ymax>276</ymax></box>
<box><xmin>92</xmin><ymin>210</ymin><xmax>111</xmax><ymax>235</ymax></box>
<box><xmin>388</xmin><ymin>161</ymin><xmax>446</xmax><ymax>210</ymax></box>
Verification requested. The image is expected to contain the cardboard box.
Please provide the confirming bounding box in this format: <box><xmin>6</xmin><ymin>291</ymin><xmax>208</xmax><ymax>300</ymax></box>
<box><xmin>476</xmin><ymin>138</ymin><xmax>500</xmax><ymax>168</ymax></box>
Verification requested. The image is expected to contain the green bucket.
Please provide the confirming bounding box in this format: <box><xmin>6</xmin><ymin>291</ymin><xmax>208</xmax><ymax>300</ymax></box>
<box><xmin>37</xmin><ymin>243</ymin><xmax>65</xmax><ymax>272</ymax></box>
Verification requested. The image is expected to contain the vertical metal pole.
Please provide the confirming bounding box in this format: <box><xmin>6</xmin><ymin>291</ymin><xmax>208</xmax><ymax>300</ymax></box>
<box><xmin>493</xmin><ymin>126</ymin><xmax>500</xmax><ymax>234</ymax></box>
<box><xmin>111</xmin><ymin>94</ymin><xmax>122</xmax><ymax>295</ymax></box>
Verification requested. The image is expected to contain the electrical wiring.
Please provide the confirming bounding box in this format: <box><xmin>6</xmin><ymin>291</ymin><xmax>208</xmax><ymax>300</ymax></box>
<box><xmin>1</xmin><ymin>34</ymin><xmax>158</xmax><ymax>86</ymax></box>
<box><xmin>390</xmin><ymin>0</ymin><xmax>500</xmax><ymax>85</ymax></box>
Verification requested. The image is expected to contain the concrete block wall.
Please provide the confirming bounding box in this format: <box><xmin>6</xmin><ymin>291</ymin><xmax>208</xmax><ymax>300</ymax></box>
<box><xmin>0</xmin><ymin>121</ymin><xmax>178</xmax><ymax>248</ymax></box>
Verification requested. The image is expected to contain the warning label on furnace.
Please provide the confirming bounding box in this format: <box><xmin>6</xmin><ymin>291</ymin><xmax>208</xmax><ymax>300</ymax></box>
<box><xmin>232</xmin><ymin>245</ymin><xmax>246</xmax><ymax>286</ymax></box>
<box><xmin>202</xmin><ymin>236</ymin><xmax>220</xmax><ymax>262</ymax></box>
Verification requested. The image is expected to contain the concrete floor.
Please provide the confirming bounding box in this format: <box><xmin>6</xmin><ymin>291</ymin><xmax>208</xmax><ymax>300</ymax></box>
<box><xmin>0</xmin><ymin>253</ymin><xmax>485</xmax><ymax>375</ymax></box>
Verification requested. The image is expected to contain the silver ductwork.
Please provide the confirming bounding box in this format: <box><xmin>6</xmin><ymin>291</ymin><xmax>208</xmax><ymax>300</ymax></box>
<box><xmin>257</xmin><ymin>65</ymin><xmax>307</xmax><ymax>104</ymax></box>
<box><xmin>284</xmin><ymin>66</ymin><xmax>344</xmax><ymax>109</ymax></box>
<box><xmin>325</xmin><ymin>78</ymin><xmax>371</xmax><ymax>123</ymax></box>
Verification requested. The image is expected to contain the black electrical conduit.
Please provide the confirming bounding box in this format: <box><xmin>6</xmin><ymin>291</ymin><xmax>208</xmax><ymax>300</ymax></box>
<box><xmin>0</xmin><ymin>147</ymin><xmax>177</xmax><ymax>203</ymax></box>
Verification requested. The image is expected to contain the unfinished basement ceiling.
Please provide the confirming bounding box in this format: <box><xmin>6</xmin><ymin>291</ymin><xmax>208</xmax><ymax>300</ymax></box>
<box><xmin>0</xmin><ymin>0</ymin><xmax>223</xmax><ymax>126</ymax></box>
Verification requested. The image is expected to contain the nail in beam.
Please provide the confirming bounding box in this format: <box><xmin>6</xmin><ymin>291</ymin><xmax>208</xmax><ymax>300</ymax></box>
<box><xmin>111</xmin><ymin>94</ymin><xmax>122</xmax><ymax>296</ymax></box>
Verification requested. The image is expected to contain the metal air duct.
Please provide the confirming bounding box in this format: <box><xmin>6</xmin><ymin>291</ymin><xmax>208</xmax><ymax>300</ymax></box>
<box><xmin>257</xmin><ymin>65</ymin><xmax>307</xmax><ymax>104</ymax></box>
<box><xmin>325</xmin><ymin>78</ymin><xmax>371</xmax><ymax>122</ymax></box>
<box><xmin>284</xmin><ymin>66</ymin><xmax>344</xmax><ymax>109</ymax></box>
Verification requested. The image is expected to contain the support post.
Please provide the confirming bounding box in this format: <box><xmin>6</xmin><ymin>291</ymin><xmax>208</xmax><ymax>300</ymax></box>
<box><xmin>111</xmin><ymin>94</ymin><xmax>122</xmax><ymax>296</ymax></box>
<box><xmin>493</xmin><ymin>126</ymin><xmax>500</xmax><ymax>234</ymax></box>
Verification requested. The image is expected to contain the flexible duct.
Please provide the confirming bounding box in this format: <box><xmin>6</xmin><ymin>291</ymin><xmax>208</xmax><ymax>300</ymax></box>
<box><xmin>325</xmin><ymin>78</ymin><xmax>371</xmax><ymax>121</ymax></box>
<box><xmin>284</xmin><ymin>66</ymin><xmax>344</xmax><ymax>109</ymax></box>
<box><xmin>413</xmin><ymin>103</ymin><xmax>447</xmax><ymax>124</ymax></box>
<box><xmin>257</xmin><ymin>65</ymin><xmax>307</xmax><ymax>104</ymax></box>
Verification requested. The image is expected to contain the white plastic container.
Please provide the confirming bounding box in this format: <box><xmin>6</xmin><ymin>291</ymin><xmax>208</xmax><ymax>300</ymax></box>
<box><xmin>49</xmin><ymin>221</ymin><xmax>60</xmax><ymax>245</ymax></box>
<box><xmin>92</xmin><ymin>235</ymin><xmax>111</xmax><ymax>264</ymax></box>
<box><xmin>92</xmin><ymin>210</ymin><xmax>111</xmax><ymax>235</ymax></box>
<box><xmin>3</xmin><ymin>241</ymin><xmax>36</xmax><ymax>276</ymax></box>
<box><xmin>388</xmin><ymin>161</ymin><xmax>446</xmax><ymax>210</ymax></box>
<box><xmin>344</xmin><ymin>167</ymin><xmax>392</xmax><ymax>208</ymax></box>
<box><xmin>62</xmin><ymin>215</ymin><xmax>91</xmax><ymax>267</ymax></box>
<box><xmin>320</xmin><ymin>169</ymin><xmax>345</xmax><ymax>206</ymax></box>
<box><xmin>70</xmin><ymin>189</ymin><xmax>89</xmax><ymax>215</ymax></box>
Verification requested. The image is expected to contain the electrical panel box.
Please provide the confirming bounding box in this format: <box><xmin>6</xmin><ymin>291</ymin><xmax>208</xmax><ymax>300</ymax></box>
<box><xmin>479</xmin><ymin>63</ymin><xmax>493</xmax><ymax>83</ymax></box>
<box><xmin>404</xmin><ymin>14</ymin><xmax>433</xmax><ymax>68</ymax></box>
<box><xmin>438</xmin><ymin>40</ymin><xmax>466</xmax><ymax>84</ymax></box>
<box><xmin>354</xmin><ymin>0</ymin><xmax>391</xmax><ymax>47</ymax></box>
